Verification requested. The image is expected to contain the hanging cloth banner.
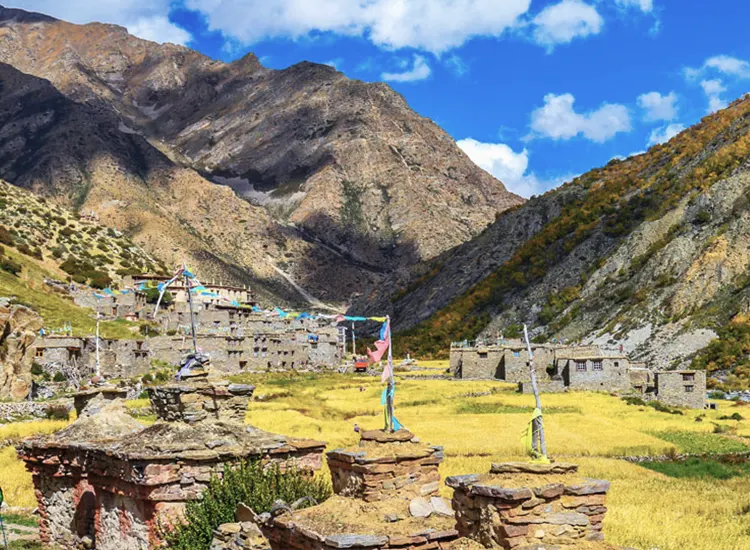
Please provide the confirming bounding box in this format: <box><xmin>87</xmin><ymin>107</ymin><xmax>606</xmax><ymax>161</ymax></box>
<box><xmin>368</xmin><ymin>319</ymin><xmax>390</xmax><ymax>365</ymax></box>
<box><xmin>369</xmin><ymin>316</ymin><xmax>387</xmax><ymax>323</ymax></box>
<box><xmin>521</xmin><ymin>408</ymin><xmax>550</xmax><ymax>463</ymax></box>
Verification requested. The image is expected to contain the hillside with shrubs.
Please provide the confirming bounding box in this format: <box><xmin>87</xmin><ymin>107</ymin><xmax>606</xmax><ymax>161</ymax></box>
<box><xmin>0</xmin><ymin>178</ymin><xmax>166</xmax><ymax>336</ymax></box>
<box><xmin>385</xmin><ymin>95</ymin><xmax>750</xmax><ymax>391</ymax></box>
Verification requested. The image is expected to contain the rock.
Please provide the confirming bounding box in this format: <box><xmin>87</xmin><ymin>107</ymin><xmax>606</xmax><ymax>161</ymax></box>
<box><xmin>324</xmin><ymin>534</ymin><xmax>389</xmax><ymax>548</ymax></box>
<box><xmin>218</xmin><ymin>523</ymin><xmax>242</xmax><ymax>535</ymax></box>
<box><xmin>383</xmin><ymin>513</ymin><xmax>404</xmax><ymax>522</ymax></box>
<box><xmin>490</xmin><ymin>462</ymin><xmax>578</xmax><ymax>475</ymax></box>
<box><xmin>409</xmin><ymin>497</ymin><xmax>434</xmax><ymax>518</ymax></box>
<box><xmin>420</xmin><ymin>481</ymin><xmax>440</xmax><ymax>495</ymax></box>
<box><xmin>430</xmin><ymin>496</ymin><xmax>454</xmax><ymax>517</ymax></box>
<box><xmin>360</xmin><ymin>429</ymin><xmax>414</xmax><ymax>443</ymax></box>
<box><xmin>0</xmin><ymin>302</ymin><xmax>43</xmax><ymax>401</ymax></box>
<box><xmin>235</xmin><ymin>503</ymin><xmax>259</xmax><ymax>523</ymax></box>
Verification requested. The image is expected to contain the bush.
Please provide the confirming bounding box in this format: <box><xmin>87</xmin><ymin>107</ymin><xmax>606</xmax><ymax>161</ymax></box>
<box><xmin>89</xmin><ymin>272</ymin><xmax>112</xmax><ymax>289</ymax></box>
<box><xmin>621</xmin><ymin>395</ymin><xmax>647</xmax><ymax>407</ymax></box>
<box><xmin>719</xmin><ymin>412</ymin><xmax>745</xmax><ymax>421</ymax></box>
<box><xmin>162</xmin><ymin>460</ymin><xmax>331</xmax><ymax>550</ymax></box>
<box><xmin>0</xmin><ymin>258</ymin><xmax>22</xmax><ymax>276</ymax></box>
<box><xmin>708</xmin><ymin>390</ymin><xmax>727</xmax><ymax>400</ymax></box>
<box><xmin>141</xmin><ymin>373</ymin><xmax>154</xmax><ymax>384</ymax></box>
<box><xmin>45</xmin><ymin>404</ymin><xmax>70</xmax><ymax>421</ymax></box>
<box><xmin>144</xmin><ymin>287</ymin><xmax>173</xmax><ymax>306</ymax></box>
<box><xmin>30</xmin><ymin>362</ymin><xmax>44</xmax><ymax>376</ymax></box>
<box><xmin>52</xmin><ymin>371</ymin><xmax>66</xmax><ymax>383</ymax></box>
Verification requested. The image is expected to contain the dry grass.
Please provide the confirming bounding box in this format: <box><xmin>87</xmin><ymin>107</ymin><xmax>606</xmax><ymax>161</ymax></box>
<box><xmin>2</xmin><ymin>368</ymin><xmax>749</xmax><ymax>549</ymax></box>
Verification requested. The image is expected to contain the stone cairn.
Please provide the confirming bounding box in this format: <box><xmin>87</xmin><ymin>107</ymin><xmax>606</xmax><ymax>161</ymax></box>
<box><xmin>326</xmin><ymin>429</ymin><xmax>444</xmax><ymax>502</ymax></box>
<box><xmin>446</xmin><ymin>462</ymin><xmax>611</xmax><ymax>549</ymax></box>
<box><xmin>257</xmin><ymin>429</ymin><xmax>461</xmax><ymax>550</ymax></box>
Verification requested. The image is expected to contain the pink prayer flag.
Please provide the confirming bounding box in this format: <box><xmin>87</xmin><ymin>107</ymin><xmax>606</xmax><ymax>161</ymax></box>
<box><xmin>367</xmin><ymin>339</ymin><xmax>388</xmax><ymax>363</ymax></box>
<box><xmin>335</xmin><ymin>314</ymin><xmax>346</xmax><ymax>323</ymax></box>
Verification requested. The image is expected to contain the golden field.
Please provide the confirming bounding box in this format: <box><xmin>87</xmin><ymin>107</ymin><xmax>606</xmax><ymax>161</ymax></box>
<box><xmin>1</xmin><ymin>363</ymin><xmax>749</xmax><ymax>549</ymax></box>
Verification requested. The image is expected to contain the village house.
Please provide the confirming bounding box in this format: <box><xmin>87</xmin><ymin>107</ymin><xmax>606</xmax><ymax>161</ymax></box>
<box><xmin>449</xmin><ymin>340</ymin><xmax>707</xmax><ymax>408</ymax></box>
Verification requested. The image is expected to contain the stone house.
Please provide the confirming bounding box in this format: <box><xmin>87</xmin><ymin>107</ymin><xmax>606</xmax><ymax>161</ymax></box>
<box><xmin>449</xmin><ymin>341</ymin><xmax>707</xmax><ymax>408</ymax></box>
<box><xmin>653</xmin><ymin>370</ymin><xmax>706</xmax><ymax>409</ymax></box>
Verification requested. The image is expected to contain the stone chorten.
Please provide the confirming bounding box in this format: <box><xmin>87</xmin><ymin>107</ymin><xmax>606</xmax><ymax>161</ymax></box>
<box><xmin>447</xmin><ymin>462</ymin><xmax>612</xmax><ymax>549</ymax></box>
<box><xmin>17</xmin><ymin>379</ymin><xmax>326</xmax><ymax>550</ymax></box>
<box><xmin>262</xmin><ymin>428</ymin><xmax>461</xmax><ymax>550</ymax></box>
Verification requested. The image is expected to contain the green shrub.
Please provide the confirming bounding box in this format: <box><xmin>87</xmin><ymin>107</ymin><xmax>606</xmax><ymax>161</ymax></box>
<box><xmin>59</xmin><ymin>226</ymin><xmax>75</xmax><ymax>238</ymax></box>
<box><xmin>89</xmin><ymin>272</ymin><xmax>112</xmax><ymax>289</ymax></box>
<box><xmin>141</xmin><ymin>373</ymin><xmax>154</xmax><ymax>384</ymax></box>
<box><xmin>52</xmin><ymin>372</ymin><xmax>66</xmax><ymax>383</ymax></box>
<box><xmin>708</xmin><ymin>390</ymin><xmax>727</xmax><ymax>400</ymax></box>
<box><xmin>144</xmin><ymin>287</ymin><xmax>173</xmax><ymax>305</ymax></box>
<box><xmin>0</xmin><ymin>258</ymin><xmax>22</xmax><ymax>275</ymax></box>
<box><xmin>162</xmin><ymin>460</ymin><xmax>331</xmax><ymax>550</ymax></box>
<box><xmin>621</xmin><ymin>395</ymin><xmax>647</xmax><ymax>407</ymax></box>
<box><xmin>45</xmin><ymin>404</ymin><xmax>70</xmax><ymax>421</ymax></box>
<box><xmin>30</xmin><ymin>362</ymin><xmax>44</xmax><ymax>376</ymax></box>
<box><xmin>719</xmin><ymin>412</ymin><xmax>745</xmax><ymax>421</ymax></box>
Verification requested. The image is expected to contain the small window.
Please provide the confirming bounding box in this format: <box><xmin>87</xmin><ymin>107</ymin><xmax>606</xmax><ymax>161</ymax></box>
<box><xmin>35</xmin><ymin>348</ymin><xmax>44</xmax><ymax>358</ymax></box>
<box><xmin>513</xmin><ymin>350</ymin><xmax>520</xmax><ymax>357</ymax></box>
<box><xmin>682</xmin><ymin>373</ymin><xmax>695</xmax><ymax>382</ymax></box>
<box><xmin>575</xmin><ymin>360</ymin><xmax>587</xmax><ymax>372</ymax></box>
<box><xmin>685</xmin><ymin>385</ymin><xmax>694</xmax><ymax>393</ymax></box>
<box><xmin>634</xmin><ymin>385</ymin><xmax>643</xmax><ymax>392</ymax></box>
<box><xmin>592</xmin><ymin>360</ymin><xmax>603</xmax><ymax>371</ymax></box>
<box><xmin>614</xmin><ymin>361</ymin><xmax>619</xmax><ymax>368</ymax></box>
<box><xmin>478</xmin><ymin>352</ymin><xmax>488</xmax><ymax>359</ymax></box>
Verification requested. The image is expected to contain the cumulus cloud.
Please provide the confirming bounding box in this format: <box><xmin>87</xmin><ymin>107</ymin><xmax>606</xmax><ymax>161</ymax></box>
<box><xmin>613</xmin><ymin>0</ymin><xmax>654</xmax><ymax>12</ymax></box>
<box><xmin>13</xmin><ymin>0</ymin><xmax>192</xmax><ymax>45</ymax></box>
<box><xmin>381</xmin><ymin>55</ymin><xmax>431</xmax><ymax>82</ymax></box>
<box><xmin>647</xmin><ymin>123</ymin><xmax>685</xmax><ymax>146</ymax></box>
<box><xmin>685</xmin><ymin>55</ymin><xmax>750</xmax><ymax>81</ymax></box>
<box><xmin>700</xmin><ymin>79</ymin><xmax>728</xmax><ymax>113</ymax></box>
<box><xmin>532</xmin><ymin>0</ymin><xmax>603</xmax><ymax>49</ymax></box>
<box><xmin>184</xmin><ymin>0</ymin><xmax>532</xmax><ymax>54</ymax></box>
<box><xmin>528</xmin><ymin>93</ymin><xmax>631</xmax><ymax>143</ymax></box>
<box><xmin>637</xmin><ymin>91</ymin><xmax>677</xmax><ymax>122</ymax></box>
<box><xmin>457</xmin><ymin>138</ymin><xmax>572</xmax><ymax>197</ymax></box>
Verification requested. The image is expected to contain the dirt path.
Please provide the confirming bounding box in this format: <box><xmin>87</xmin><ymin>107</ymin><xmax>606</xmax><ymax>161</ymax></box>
<box><xmin>2</xmin><ymin>520</ymin><xmax>40</xmax><ymax>544</ymax></box>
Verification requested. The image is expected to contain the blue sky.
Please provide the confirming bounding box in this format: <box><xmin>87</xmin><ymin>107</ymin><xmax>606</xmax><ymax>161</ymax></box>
<box><xmin>11</xmin><ymin>1</ymin><xmax>750</xmax><ymax>197</ymax></box>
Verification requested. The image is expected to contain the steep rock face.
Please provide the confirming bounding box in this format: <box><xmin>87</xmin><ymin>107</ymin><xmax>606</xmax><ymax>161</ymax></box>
<box><xmin>0</xmin><ymin>299</ymin><xmax>43</xmax><ymax>400</ymax></box>
<box><xmin>0</xmin><ymin>5</ymin><xmax>522</xmax><ymax>276</ymax></box>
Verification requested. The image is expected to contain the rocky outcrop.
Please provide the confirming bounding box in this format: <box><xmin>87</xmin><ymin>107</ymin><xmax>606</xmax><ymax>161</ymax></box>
<box><xmin>0</xmin><ymin>6</ymin><xmax>522</xmax><ymax>306</ymax></box>
<box><xmin>0</xmin><ymin>298</ymin><xmax>43</xmax><ymax>400</ymax></box>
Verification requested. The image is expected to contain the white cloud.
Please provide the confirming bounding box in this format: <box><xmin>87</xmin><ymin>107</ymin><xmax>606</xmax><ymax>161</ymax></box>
<box><xmin>613</xmin><ymin>0</ymin><xmax>653</xmax><ymax>12</ymax></box>
<box><xmin>637</xmin><ymin>91</ymin><xmax>677</xmax><ymax>122</ymax></box>
<box><xmin>529</xmin><ymin>93</ymin><xmax>631</xmax><ymax>143</ymax></box>
<box><xmin>445</xmin><ymin>54</ymin><xmax>468</xmax><ymax>77</ymax></box>
<box><xmin>12</xmin><ymin>1</ymin><xmax>192</xmax><ymax>45</ymax></box>
<box><xmin>647</xmin><ymin>123</ymin><xmax>685</xmax><ymax>146</ymax></box>
<box><xmin>685</xmin><ymin>55</ymin><xmax>750</xmax><ymax>81</ymax></box>
<box><xmin>700</xmin><ymin>79</ymin><xmax>728</xmax><ymax>113</ymax></box>
<box><xmin>381</xmin><ymin>55</ymin><xmax>431</xmax><ymax>83</ymax></box>
<box><xmin>184</xmin><ymin>0</ymin><xmax>531</xmax><ymax>54</ymax></box>
<box><xmin>532</xmin><ymin>0</ymin><xmax>603</xmax><ymax>49</ymax></box>
<box><xmin>322</xmin><ymin>58</ymin><xmax>342</xmax><ymax>70</ymax></box>
<box><xmin>457</xmin><ymin>138</ymin><xmax>570</xmax><ymax>197</ymax></box>
<box><xmin>704</xmin><ymin>55</ymin><xmax>750</xmax><ymax>78</ymax></box>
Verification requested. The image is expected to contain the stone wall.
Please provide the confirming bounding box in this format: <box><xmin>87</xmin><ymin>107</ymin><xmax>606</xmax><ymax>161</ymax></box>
<box><xmin>0</xmin><ymin>398</ymin><xmax>72</xmax><ymax>421</ymax></box>
<box><xmin>148</xmin><ymin>382</ymin><xmax>254</xmax><ymax>423</ymax></box>
<box><xmin>447</xmin><ymin>462</ymin><xmax>610</xmax><ymax>549</ymax></box>
<box><xmin>35</xmin><ymin>325</ymin><xmax>341</xmax><ymax>380</ymax></box>
<box><xmin>326</xmin><ymin>430</ymin><xmax>443</xmax><ymax>502</ymax></box>
<box><xmin>556</xmin><ymin>357</ymin><xmax>631</xmax><ymax>392</ymax></box>
<box><xmin>655</xmin><ymin>370</ymin><xmax>706</xmax><ymax>409</ymax></box>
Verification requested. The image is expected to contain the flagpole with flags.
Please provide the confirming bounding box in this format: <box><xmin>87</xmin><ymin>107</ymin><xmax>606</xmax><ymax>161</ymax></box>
<box><xmin>386</xmin><ymin>315</ymin><xmax>395</xmax><ymax>432</ymax></box>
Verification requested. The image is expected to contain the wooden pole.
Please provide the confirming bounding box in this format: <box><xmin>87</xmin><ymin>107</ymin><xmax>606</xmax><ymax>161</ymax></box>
<box><xmin>523</xmin><ymin>324</ymin><xmax>547</xmax><ymax>458</ymax></box>
<box><xmin>185</xmin><ymin>272</ymin><xmax>198</xmax><ymax>354</ymax></box>
<box><xmin>352</xmin><ymin>322</ymin><xmax>356</xmax><ymax>356</ymax></box>
<box><xmin>386</xmin><ymin>315</ymin><xmax>395</xmax><ymax>432</ymax></box>
<box><xmin>95</xmin><ymin>312</ymin><xmax>101</xmax><ymax>378</ymax></box>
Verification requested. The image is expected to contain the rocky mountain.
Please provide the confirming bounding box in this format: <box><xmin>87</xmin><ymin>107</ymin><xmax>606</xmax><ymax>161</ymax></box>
<box><xmin>0</xmin><ymin>5</ymin><xmax>522</xmax><ymax>306</ymax></box>
<box><xmin>384</xmin><ymin>96</ymin><xmax>750</xmax><ymax>390</ymax></box>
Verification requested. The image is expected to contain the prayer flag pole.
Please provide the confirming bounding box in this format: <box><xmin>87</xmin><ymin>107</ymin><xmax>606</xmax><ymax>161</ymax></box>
<box><xmin>523</xmin><ymin>324</ymin><xmax>547</xmax><ymax>458</ymax></box>
<box><xmin>386</xmin><ymin>315</ymin><xmax>395</xmax><ymax>432</ymax></box>
<box><xmin>185</xmin><ymin>269</ymin><xmax>198</xmax><ymax>354</ymax></box>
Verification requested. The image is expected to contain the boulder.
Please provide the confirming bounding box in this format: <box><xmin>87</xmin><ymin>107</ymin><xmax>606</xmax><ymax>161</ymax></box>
<box><xmin>0</xmin><ymin>300</ymin><xmax>43</xmax><ymax>401</ymax></box>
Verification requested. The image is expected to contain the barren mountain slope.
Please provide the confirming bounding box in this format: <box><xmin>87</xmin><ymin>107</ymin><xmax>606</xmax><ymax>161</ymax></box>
<box><xmin>0</xmin><ymin>61</ymin><xmax>372</xmax><ymax>305</ymax></box>
<box><xmin>0</xmin><ymin>5</ymin><xmax>523</xmax><ymax>275</ymax></box>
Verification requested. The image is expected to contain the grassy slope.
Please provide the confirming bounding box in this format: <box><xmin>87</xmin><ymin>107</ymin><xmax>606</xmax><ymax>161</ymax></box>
<box><xmin>0</xmin><ymin>247</ymin><xmax>139</xmax><ymax>338</ymax></box>
<box><xmin>395</xmin><ymin>96</ymin><xmax>750</xmax><ymax>362</ymax></box>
